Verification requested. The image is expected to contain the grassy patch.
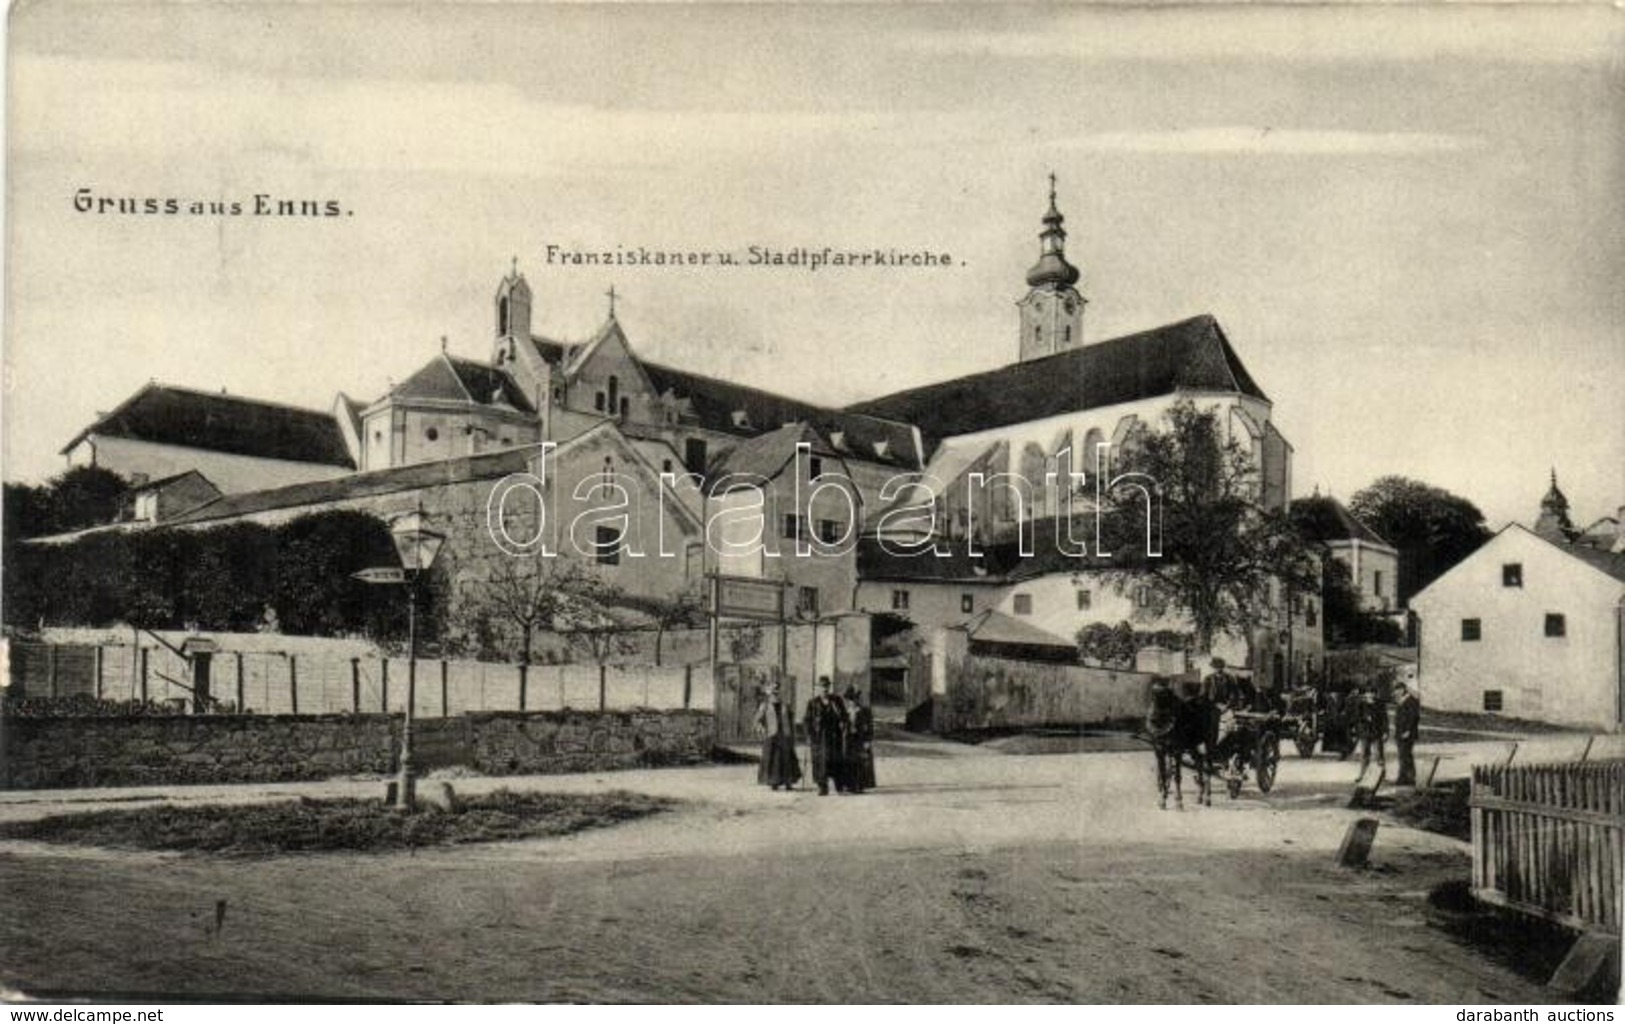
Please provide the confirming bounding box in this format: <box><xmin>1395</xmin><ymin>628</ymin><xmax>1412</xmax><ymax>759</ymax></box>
<box><xmin>1389</xmin><ymin>779</ymin><xmax>1470</xmax><ymax>840</ymax></box>
<box><xmin>0</xmin><ymin>789</ymin><xmax>675</xmax><ymax>856</ymax></box>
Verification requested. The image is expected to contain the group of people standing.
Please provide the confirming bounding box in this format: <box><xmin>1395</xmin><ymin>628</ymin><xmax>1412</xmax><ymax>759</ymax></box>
<box><xmin>755</xmin><ymin>676</ymin><xmax>876</xmax><ymax>795</ymax></box>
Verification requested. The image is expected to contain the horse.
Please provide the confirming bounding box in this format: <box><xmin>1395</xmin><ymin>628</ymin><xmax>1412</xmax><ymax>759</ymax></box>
<box><xmin>1145</xmin><ymin>682</ymin><xmax>1212</xmax><ymax>809</ymax></box>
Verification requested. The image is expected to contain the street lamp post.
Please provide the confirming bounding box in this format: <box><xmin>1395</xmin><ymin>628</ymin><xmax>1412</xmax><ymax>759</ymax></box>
<box><xmin>389</xmin><ymin>506</ymin><xmax>445</xmax><ymax>812</ymax></box>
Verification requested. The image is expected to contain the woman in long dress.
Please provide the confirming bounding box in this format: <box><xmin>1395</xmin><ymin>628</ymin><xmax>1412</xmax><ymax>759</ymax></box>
<box><xmin>844</xmin><ymin>685</ymin><xmax>876</xmax><ymax>792</ymax></box>
<box><xmin>755</xmin><ymin>681</ymin><xmax>802</xmax><ymax>791</ymax></box>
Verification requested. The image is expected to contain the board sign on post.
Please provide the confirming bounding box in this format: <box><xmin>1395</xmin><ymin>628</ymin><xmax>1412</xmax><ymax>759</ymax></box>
<box><xmin>352</xmin><ymin>567</ymin><xmax>407</xmax><ymax>585</ymax></box>
<box><xmin>714</xmin><ymin>575</ymin><xmax>786</xmax><ymax>623</ymax></box>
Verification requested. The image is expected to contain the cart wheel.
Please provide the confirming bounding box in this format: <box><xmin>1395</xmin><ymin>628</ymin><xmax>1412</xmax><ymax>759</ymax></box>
<box><xmin>1256</xmin><ymin>732</ymin><xmax>1280</xmax><ymax>793</ymax></box>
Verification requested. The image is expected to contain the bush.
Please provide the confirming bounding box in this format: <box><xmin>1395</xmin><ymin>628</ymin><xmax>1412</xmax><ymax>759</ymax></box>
<box><xmin>3</xmin><ymin>510</ymin><xmax>420</xmax><ymax>642</ymax></box>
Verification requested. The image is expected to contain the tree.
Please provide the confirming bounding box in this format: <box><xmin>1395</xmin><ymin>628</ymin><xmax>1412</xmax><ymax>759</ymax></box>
<box><xmin>456</xmin><ymin>558</ymin><xmax>595</xmax><ymax>665</ymax></box>
<box><xmin>51</xmin><ymin>466</ymin><xmax>130</xmax><ymax>533</ymax></box>
<box><xmin>556</xmin><ymin>573</ymin><xmax>641</xmax><ymax>666</ymax></box>
<box><xmin>3</xmin><ymin>466</ymin><xmax>127</xmax><ymax>540</ymax></box>
<box><xmin>1097</xmin><ymin>399</ymin><xmax>1318</xmax><ymax>657</ymax></box>
<box><xmin>1076</xmin><ymin>621</ymin><xmax>1136</xmax><ymax>667</ymax></box>
<box><xmin>611</xmin><ymin>581</ymin><xmax>707</xmax><ymax>665</ymax></box>
<box><xmin>1348</xmin><ymin>476</ymin><xmax>1490</xmax><ymax>605</ymax></box>
<box><xmin>1318</xmin><ymin>558</ymin><xmax>1404</xmax><ymax>647</ymax></box>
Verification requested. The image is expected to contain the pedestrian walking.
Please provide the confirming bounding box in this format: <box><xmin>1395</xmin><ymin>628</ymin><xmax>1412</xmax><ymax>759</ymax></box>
<box><xmin>1393</xmin><ymin>673</ymin><xmax>1421</xmax><ymax>787</ymax></box>
<box><xmin>755</xmin><ymin>680</ymin><xmax>802</xmax><ymax>791</ymax></box>
<box><xmin>803</xmin><ymin>676</ymin><xmax>849</xmax><ymax>796</ymax></box>
<box><xmin>1355</xmin><ymin>679</ymin><xmax>1389</xmax><ymax>781</ymax></box>
<box><xmin>844</xmin><ymin>685</ymin><xmax>876</xmax><ymax>792</ymax></box>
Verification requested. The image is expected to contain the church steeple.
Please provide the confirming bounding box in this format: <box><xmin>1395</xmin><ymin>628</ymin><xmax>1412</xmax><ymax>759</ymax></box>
<box><xmin>495</xmin><ymin>259</ymin><xmax>532</xmax><ymax>341</ymax></box>
<box><xmin>1535</xmin><ymin>468</ymin><xmax>1577</xmax><ymax>541</ymax></box>
<box><xmin>1018</xmin><ymin>175</ymin><xmax>1087</xmax><ymax>362</ymax></box>
<box><xmin>493</xmin><ymin>259</ymin><xmax>533</xmax><ymax>366</ymax></box>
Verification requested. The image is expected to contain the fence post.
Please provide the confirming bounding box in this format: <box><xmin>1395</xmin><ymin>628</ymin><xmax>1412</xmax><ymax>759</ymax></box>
<box><xmin>351</xmin><ymin>658</ymin><xmax>361</xmax><ymax>714</ymax></box>
<box><xmin>94</xmin><ymin>646</ymin><xmax>104</xmax><ymax>700</ymax></box>
<box><xmin>683</xmin><ymin>665</ymin><xmax>693</xmax><ymax>710</ymax></box>
<box><xmin>519</xmin><ymin>663</ymin><xmax>528</xmax><ymax>712</ymax></box>
<box><xmin>440</xmin><ymin>660</ymin><xmax>449</xmax><ymax>718</ymax></box>
<box><xmin>47</xmin><ymin>645</ymin><xmax>58</xmax><ymax>699</ymax></box>
<box><xmin>138</xmin><ymin>647</ymin><xmax>149</xmax><ymax>703</ymax></box>
<box><xmin>381</xmin><ymin>658</ymin><xmax>390</xmax><ymax>712</ymax></box>
<box><xmin>236</xmin><ymin>653</ymin><xmax>245</xmax><ymax>712</ymax></box>
<box><xmin>599</xmin><ymin>664</ymin><xmax>608</xmax><ymax>712</ymax></box>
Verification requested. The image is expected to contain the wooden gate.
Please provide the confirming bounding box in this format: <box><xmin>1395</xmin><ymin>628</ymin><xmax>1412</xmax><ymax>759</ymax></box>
<box><xmin>1471</xmin><ymin>758</ymin><xmax>1625</xmax><ymax>933</ymax></box>
<box><xmin>713</xmin><ymin>663</ymin><xmax>780</xmax><ymax>745</ymax></box>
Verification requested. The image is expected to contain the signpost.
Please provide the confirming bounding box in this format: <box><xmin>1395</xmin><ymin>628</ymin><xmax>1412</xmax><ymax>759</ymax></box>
<box><xmin>352</xmin><ymin>567</ymin><xmax>407</xmax><ymax>585</ymax></box>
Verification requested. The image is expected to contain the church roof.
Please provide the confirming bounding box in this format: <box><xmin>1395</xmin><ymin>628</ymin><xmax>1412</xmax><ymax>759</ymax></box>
<box><xmin>640</xmin><ymin>361</ymin><xmax>921</xmax><ymax>469</ymax></box>
<box><xmin>847</xmin><ymin>314</ymin><xmax>1268</xmax><ymax>451</ymax></box>
<box><xmin>390</xmin><ymin>355</ymin><xmax>535</xmax><ymax>414</ymax></box>
<box><xmin>61</xmin><ymin>383</ymin><xmax>355</xmax><ymax>468</ymax></box>
<box><xmin>523</xmin><ymin>334</ymin><xmax>576</xmax><ymax>365</ymax></box>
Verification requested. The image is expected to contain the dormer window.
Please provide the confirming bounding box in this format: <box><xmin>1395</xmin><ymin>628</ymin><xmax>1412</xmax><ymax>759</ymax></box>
<box><xmin>731</xmin><ymin>409</ymin><xmax>750</xmax><ymax>429</ymax></box>
<box><xmin>595</xmin><ymin>392</ymin><xmax>606</xmax><ymax>412</ymax></box>
<box><xmin>872</xmin><ymin>440</ymin><xmax>889</xmax><ymax>459</ymax></box>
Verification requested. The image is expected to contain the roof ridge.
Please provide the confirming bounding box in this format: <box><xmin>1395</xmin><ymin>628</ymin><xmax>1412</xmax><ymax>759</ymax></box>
<box><xmin>144</xmin><ymin>381</ymin><xmax>336</xmax><ymax>418</ymax></box>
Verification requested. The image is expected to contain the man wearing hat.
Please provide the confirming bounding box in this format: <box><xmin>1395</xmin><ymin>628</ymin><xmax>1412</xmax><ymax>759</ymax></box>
<box><xmin>803</xmin><ymin>676</ymin><xmax>849</xmax><ymax>796</ymax></box>
<box><xmin>1393</xmin><ymin>670</ymin><xmax>1421</xmax><ymax>786</ymax></box>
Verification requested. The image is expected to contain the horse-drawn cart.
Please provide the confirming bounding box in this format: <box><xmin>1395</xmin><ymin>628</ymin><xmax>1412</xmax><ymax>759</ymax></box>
<box><xmin>1281</xmin><ymin>685</ymin><xmax>1359</xmax><ymax>760</ymax></box>
<box><xmin>1217</xmin><ymin>708</ymin><xmax>1283</xmax><ymax>798</ymax></box>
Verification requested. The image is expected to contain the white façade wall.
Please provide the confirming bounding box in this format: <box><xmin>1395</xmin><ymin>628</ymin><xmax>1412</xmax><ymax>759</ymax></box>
<box><xmin>74</xmin><ymin>435</ymin><xmax>351</xmax><ymax>495</ymax></box>
<box><xmin>1412</xmin><ymin>526</ymin><xmax>1623</xmax><ymax>730</ymax></box>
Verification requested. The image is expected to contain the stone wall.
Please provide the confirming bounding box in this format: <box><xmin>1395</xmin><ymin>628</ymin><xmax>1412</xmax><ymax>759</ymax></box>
<box><xmin>465</xmin><ymin>710</ymin><xmax>714</xmax><ymax>775</ymax></box>
<box><xmin>931</xmin><ymin>628</ymin><xmax>1156</xmax><ymax>733</ymax></box>
<box><xmin>0</xmin><ymin>709</ymin><xmax>715</xmax><ymax>790</ymax></box>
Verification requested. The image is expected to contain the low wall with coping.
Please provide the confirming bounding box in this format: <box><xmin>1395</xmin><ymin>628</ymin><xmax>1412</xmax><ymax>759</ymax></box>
<box><xmin>0</xmin><ymin>709</ymin><xmax>716</xmax><ymax>790</ymax></box>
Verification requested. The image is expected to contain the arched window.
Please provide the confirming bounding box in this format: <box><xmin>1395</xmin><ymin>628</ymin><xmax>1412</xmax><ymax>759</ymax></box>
<box><xmin>607</xmin><ymin>375</ymin><xmax>619</xmax><ymax>413</ymax></box>
<box><xmin>1033</xmin><ymin>324</ymin><xmax>1041</xmax><ymax>345</ymax></box>
<box><xmin>1063</xmin><ymin>325</ymin><xmax>1072</xmax><ymax>346</ymax></box>
<box><xmin>498</xmin><ymin>295</ymin><xmax>509</xmax><ymax>335</ymax></box>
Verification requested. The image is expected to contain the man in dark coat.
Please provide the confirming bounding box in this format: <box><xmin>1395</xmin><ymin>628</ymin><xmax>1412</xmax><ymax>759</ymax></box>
<box><xmin>755</xmin><ymin>681</ymin><xmax>802</xmax><ymax>791</ymax></box>
<box><xmin>844</xmin><ymin>685</ymin><xmax>876</xmax><ymax>793</ymax></box>
<box><xmin>1393</xmin><ymin>674</ymin><xmax>1421</xmax><ymax>786</ymax></box>
<box><xmin>803</xmin><ymin>676</ymin><xmax>848</xmax><ymax>796</ymax></box>
<box><xmin>1356</xmin><ymin>679</ymin><xmax>1389</xmax><ymax>779</ymax></box>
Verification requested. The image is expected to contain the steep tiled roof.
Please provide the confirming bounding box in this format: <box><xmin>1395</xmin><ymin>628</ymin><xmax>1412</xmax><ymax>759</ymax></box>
<box><xmin>709</xmin><ymin>423</ymin><xmax>830</xmax><ymax>488</ymax></box>
<box><xmin>965</xmin><ymin>609</ymin><xmax>1076</xmax><ymax>650</ymax></box>
<box><xmin>847</xmin><ymin>315</ymin><xmax>1267</xmax><ymax>450</ymax></box>
<box><xmin>1291</xmin><ymin>495</ymin><xmax>1394</xmax><ymax>549</ymax></box>
<box><xmin>390</xmin><ymin>356</ymin><xmax>534</xmax><ymax>414</ymax></box>
<box><xmin>640</xmin><ymin>361</ymin><xmax>920</xmax><ymax>469</ymax></box>
<box><xmin>524</xmin><ymin>334</ymin><xmax>575</xmax><ymax>365</ymax></box>
<box><xmin>61</xmin><ymin>383</ymin><xmax>354</xmax><ymax>468</ymax></box>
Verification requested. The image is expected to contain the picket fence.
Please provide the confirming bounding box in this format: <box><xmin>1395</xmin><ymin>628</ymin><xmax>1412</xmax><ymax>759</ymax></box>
<box><xmin>1469</xmin><ymin>758</ymin><xmax>1625</xmax><ymax>934</ymax></box>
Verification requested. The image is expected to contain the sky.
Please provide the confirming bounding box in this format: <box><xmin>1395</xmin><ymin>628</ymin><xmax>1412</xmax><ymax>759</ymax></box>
<box><xmin>5</xmin><ymin>3</ymin><xmax>1623</xmax><ymax>530</ymax></box>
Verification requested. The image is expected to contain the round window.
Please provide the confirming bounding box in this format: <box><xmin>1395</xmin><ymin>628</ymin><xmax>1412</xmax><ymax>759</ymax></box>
<box><xmin>425</xmin><ymin>427</ymin><xmax>439</xmax><ymax>442</ymax></box>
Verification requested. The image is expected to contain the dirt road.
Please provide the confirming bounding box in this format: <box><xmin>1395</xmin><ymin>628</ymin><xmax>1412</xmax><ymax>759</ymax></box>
<box><xmin>0</xmin><ymin>739</ymin><xmax>1553</xmax><ymax>1003</ymax></box>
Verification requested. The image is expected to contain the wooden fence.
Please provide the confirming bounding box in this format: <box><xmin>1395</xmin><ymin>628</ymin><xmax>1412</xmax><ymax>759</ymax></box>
<box><xmin>1470</xmin><ymin>759</ymin><xmax>1625</xmax><ymax>934</ymax></box>
<box><xmin>4</xmin><ymin>641</ymin><xmax>712</xmax><ymax>716</ymax></box>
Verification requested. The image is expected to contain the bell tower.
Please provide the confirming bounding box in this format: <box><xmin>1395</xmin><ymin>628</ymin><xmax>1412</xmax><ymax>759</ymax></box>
<box><xmin>493</xmin><ymin>258</ymin><xmax>532</xmax><ymax>363</ymax></box>
<box><xmin>1018</xmin><ymin>175</ymin><xmax>1086</xmax><ymax>362</ymax></box>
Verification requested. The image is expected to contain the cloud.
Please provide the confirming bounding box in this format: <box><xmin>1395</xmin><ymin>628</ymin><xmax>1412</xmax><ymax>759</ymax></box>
<box><xmin>1064</xmin><ymin>127</ymin><xmax>1489</xmax><ymax>156</ymax></box>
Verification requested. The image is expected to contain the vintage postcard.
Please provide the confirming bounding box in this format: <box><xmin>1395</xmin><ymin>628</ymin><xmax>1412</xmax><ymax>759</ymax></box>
<box><xmin>2</xmin><ymin>1</ymin><xmax>1622</xmax><ymax>1007</ymax></box>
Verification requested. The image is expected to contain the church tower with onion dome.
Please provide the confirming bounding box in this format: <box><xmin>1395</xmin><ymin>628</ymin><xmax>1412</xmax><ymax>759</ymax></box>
<box><xmin>1017</xmin><ymin>175</ymin><xmax>1087</xmax><ymax>362</ymax></box>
